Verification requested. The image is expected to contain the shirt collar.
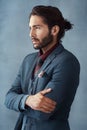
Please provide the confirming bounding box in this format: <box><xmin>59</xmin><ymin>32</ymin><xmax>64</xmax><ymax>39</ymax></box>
<box><xmin>38</xmin><ymin>43</ymin><xmax>59</xmax><ymax>61</ymax></box>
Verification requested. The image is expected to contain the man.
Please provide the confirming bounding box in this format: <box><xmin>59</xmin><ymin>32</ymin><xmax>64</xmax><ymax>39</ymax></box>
<box><xmin>5</xmin><ymin>5</ymin><xmax>80</xmax><ymax>130</ymax></box>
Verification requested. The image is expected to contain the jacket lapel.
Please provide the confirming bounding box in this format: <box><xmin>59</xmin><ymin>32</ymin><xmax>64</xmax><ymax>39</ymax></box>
<box><xmin>37</xmin><ymin>44</ymin><xmax>64</xmax><ymax>73</ymax></box>
<box><xmin>25</xmin><ymin>53</ymin><xmax>38</xmax><ymax>89</ymax></box>
<box><xmin>26</xmin><ymin>44</ymin><xmax>64</xmax><ymax>94</ymax></box>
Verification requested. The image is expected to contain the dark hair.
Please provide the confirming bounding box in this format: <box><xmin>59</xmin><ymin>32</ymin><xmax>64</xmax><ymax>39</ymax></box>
<box><xmin>29</xmin><ymin>5</ymin><xmax>73</xmax><ymax>43</ymax></box>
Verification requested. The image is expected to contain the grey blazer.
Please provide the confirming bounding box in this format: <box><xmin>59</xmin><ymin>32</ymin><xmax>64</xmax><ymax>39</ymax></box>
<box><xmin>5</xmin><ymin>44</ymin><xmax>80</xmax><ymax>130</ymax></box>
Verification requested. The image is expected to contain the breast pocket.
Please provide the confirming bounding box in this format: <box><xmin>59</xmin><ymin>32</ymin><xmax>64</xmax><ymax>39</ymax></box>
<box><xmin>36</xmin><ymin>71</ymin><xmax>51</xmax><ymax>93</ymax></box>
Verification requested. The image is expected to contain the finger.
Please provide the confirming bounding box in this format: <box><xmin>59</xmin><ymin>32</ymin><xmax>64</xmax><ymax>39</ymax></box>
<box><xmin>44</xmin><ymin>97</ymin><xmax>57</xmax><ymax>106</ymax></box>
<box><xmin>44</xmin><ymin>100</ymin><xmax>56</xmax><ymax>107</ymax></box>
<box><xmin>39</xmin><ymin>105</ymin><xmax>55</xmax><ymax>113</ymax></box>
<box><xmin>39</xmin><ymin>107</ymin><xmax>52</xmax><ymax>113</ymax></box>
<box><xmin>43</xmin><ymin>104</ymin><xmax>56</xmax><ymax>111</ymax></box>
<box><xmin>40</xmin><ymin>88</ymin><xmax>52</xmax><ymax>95</ymax></box>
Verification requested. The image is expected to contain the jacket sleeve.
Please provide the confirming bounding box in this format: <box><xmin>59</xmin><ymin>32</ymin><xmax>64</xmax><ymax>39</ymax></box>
<box><xmin>28</xmin><ymin>57</ymin><xmax>80</xmax><ymax>120</ymax></box>
<box><xmin>5</xmin><ymin>53</ymin><xmax>38</xmax><ymax>112</ymax></box>
<box><xmin>4</xmin><ymin>62</ymin><xmax>29</xmax><ymax>112</ymax></box>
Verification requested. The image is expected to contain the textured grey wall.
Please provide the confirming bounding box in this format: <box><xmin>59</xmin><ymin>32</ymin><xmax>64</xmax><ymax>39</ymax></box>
<box><xmin>0</xmin><ymin>0</ymin><xmax>87</xmax><ymax>130</ymax></box>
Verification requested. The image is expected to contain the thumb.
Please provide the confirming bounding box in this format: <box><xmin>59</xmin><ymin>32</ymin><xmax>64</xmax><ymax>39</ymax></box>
<box><xmin>40</xmin><ymin>88</ymin><xmax>52</xmax><ymax>95</ymax></box>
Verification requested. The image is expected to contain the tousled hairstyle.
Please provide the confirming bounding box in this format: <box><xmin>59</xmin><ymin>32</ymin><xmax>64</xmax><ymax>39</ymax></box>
<box><xmin>29</xmin><ymin>5</ymin><xmax>73</xmax><ymax>43</ymax></box>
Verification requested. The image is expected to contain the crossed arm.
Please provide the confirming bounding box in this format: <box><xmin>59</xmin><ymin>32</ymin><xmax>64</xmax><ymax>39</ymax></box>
<box><xmin>5</xmin><ymin>57</ymin><xmax>80</xmax><ymax>120</ymax></box>
<box><xmin>25</xmin><ymin>88</ymin><xmax>56</xmax><ymax>113</ymax></box>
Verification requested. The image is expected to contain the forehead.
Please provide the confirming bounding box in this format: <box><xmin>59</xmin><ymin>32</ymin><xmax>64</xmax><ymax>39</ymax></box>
<box><xmin>29</xmin><ymin>15</ymin><xmax>46</xmax><ymax>26</ymax></box>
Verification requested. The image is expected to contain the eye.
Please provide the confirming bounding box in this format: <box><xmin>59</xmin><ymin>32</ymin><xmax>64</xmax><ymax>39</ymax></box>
<box><xmin>35</xmin><ymin>26</ymin><xmax>41</xmax><ymax>29</ymax></box>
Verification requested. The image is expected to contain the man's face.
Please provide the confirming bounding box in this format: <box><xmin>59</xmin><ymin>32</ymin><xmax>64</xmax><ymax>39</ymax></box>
<box><xmin>29</xmin><ymin>15</ymin><xmax>53</xmax><ymax>50</ymax></box>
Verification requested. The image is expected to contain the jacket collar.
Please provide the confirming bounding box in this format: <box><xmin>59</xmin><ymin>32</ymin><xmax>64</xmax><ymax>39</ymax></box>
<box><xmin>36</xmin><ymin>44</ymin><xmax>64</xmax><ymax>75</ymax></box>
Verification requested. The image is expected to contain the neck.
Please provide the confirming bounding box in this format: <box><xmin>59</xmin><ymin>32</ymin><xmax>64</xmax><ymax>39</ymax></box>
<box><xmin>42</xmin><ymin>40</ymin><xmax>57</xmax><ymax>54</ymax></box>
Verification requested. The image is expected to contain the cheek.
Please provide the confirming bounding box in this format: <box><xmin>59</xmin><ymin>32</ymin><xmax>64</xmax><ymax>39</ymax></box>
<box><xmin>37</xmin><ymin>27</ymin><xmax>49</xmax><ymax>36</ymax></box>
<box><xmin>37</xmin><ymin>30</ymin><xmax>44</xmax><ymax>36</ymax></box>
<box><xmin>37</xmin><ymin>31</ymin><xmax>49</xmax><ymax>39</ymax></box>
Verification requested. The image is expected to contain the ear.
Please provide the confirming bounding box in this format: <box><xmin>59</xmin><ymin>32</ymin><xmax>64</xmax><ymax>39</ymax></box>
<box><xmin>51</xmin><ymin>25</ymin><xmax>60</xmax><ymax>36</ymax></box>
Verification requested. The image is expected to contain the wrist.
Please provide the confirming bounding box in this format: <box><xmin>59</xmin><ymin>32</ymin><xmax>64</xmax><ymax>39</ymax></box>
<box><xmin>25</xmin><ymin>95</ymin><xmax>32</xmax><ymax>107</ymax></box>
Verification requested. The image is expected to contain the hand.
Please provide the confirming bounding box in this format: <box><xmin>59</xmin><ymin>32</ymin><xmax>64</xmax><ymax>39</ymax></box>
<box><xmin>25</xmin><ymin>88</ymin><xmax>56</xmax><ymax>113</ymax></box>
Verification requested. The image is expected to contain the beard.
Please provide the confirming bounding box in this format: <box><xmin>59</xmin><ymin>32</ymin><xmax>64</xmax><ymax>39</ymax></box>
<box><xmin>32</xmin><ymin>32</ymin><xmax>53</xmax><ymax>50</ymax></box>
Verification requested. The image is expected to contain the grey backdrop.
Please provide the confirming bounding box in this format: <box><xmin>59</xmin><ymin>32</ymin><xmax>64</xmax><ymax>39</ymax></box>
<box><xmin>0</xmin><ymin>0</ymin><xmax>87</xmax><ymax>130</ymax></box>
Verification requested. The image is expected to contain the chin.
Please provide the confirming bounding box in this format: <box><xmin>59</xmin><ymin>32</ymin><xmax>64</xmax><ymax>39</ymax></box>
<box><xmin>33</xmin><ymin>45</ymin><xmax>40</xmax><ymax>50</ymax></box>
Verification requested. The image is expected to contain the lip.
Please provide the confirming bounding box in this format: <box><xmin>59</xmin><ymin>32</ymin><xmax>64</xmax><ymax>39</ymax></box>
<box><xmin>32</xmin><ymin>38</ymin><xmax>38</xmax><ymax>44</ymax></box>
<box><xmin>32</xmin><ymin>40</ymin><xmax>37</xmax><ymax>44</ymax></box>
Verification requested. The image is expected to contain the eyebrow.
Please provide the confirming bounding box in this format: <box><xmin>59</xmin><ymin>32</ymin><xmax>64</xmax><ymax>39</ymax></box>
<box><xmin>29</xmin><ymin>24</ymin><xmax>42</xmax><ymax>28</ymax></box>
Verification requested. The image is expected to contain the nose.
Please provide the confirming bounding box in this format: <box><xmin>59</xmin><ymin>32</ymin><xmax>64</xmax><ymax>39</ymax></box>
<box><xmin>29</xmin><ymin>28</ymin><xmax>35</xmax><ymax>37</ymax></box>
